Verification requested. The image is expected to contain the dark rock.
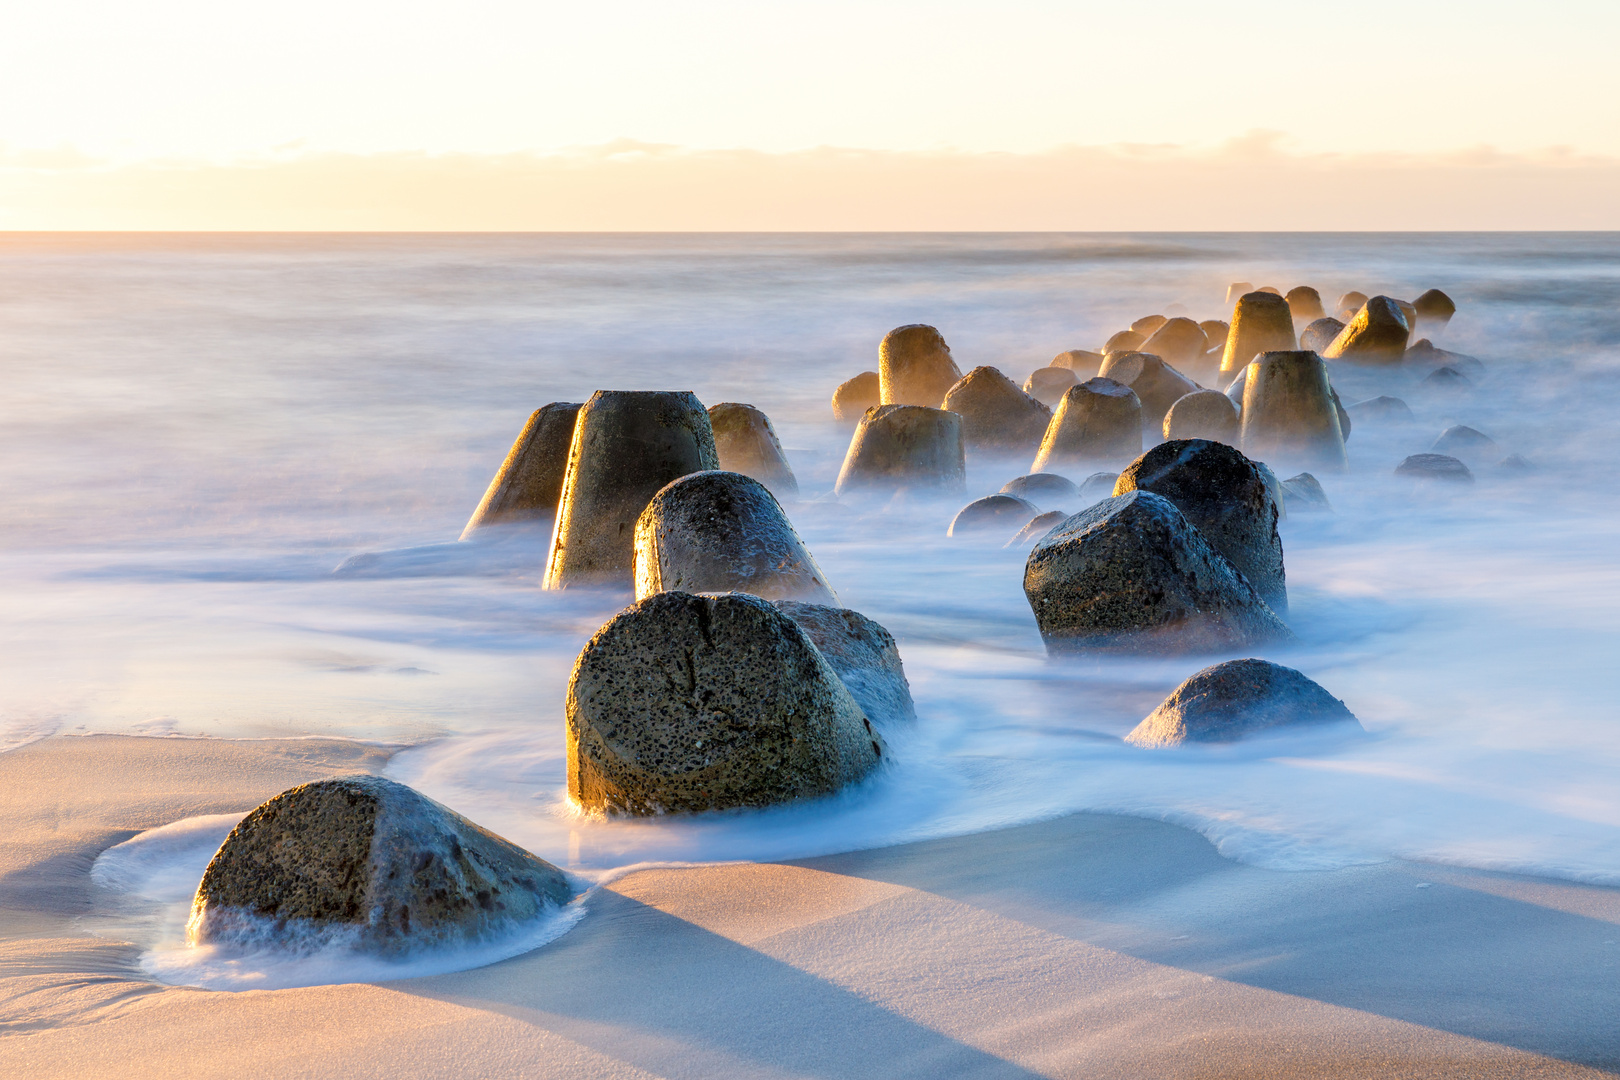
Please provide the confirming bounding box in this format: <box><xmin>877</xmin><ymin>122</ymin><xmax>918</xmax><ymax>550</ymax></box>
<box><xmin>1024</xmin><ymin>366</ymin><xmax>1078</xmax><ymax>407</ymax></box>
<box><xmin>708</xmin><ymin>402</ymin><xmax>798</xmax><ymax>496</ymax></box>
<box><xmin>1023</xmin><ymin>490</ymin><xmax>1293</xmax><ymax>655</ymax></box>
<box><xmin>190</xmin><ymin>776</ymin><xmax>572</xmax><ymax>955</ymax></box>
<box><xmin>941</xmin><ymin>366</ymin><xmax>1052</xmax><ymax>452</ymax></box>
<box><xmin>1103</xmin><ymin>329</ymin><xmax>1146</xmax><ymax>354</ymax></box>
<box><xmin>1280</xmin><ymin>472</ymin><xmax>1331</xmax><ymax>512</ymax></box>
<box><xmin>1412</xmin><ymin>289</ymin><xmax>1457</xmax><ymax>337</ymax></box>
<box><xmin>1050</xmin><ymin>349</ymin><xmax>1106</xmax><ymax>377</ymax></box>
<box><xmin>1221</xmin><ymin>291</ymin><xmax>1296</xmax><ymax>377</ymax></box>
<box><xmin>1162</xmin><ymin>389</ymin><xmax>1239</xmax><ymax>444</ymax></box>
<box><xmin>949</xmin><ymin>494</ymin><xmax>1039</xmax><ymax>537</ymax></box>
<box><xmin>879</xmin><ymin>324</ymin><xmax>963</xmax><ymax>408</ymax></box>
<box><xmin>1031</xmin><ymin>378</ymin><xmax>1143</xmax><ymax>472</ymax></box>
<box><xmin>1000</xmin><ymin>472</ymin><xmax>1081</xmax><ymax>510</ymax></box>
<box><xmin>1097</xmin><ymin>351</ymin><xmax>1201</xmax><ymax>426</ymax></box>
<box><xmin>1140</xmin><ymin>317</ymin><xmax>1209</xmax><ymax>370</ymax></box>
<box><xmin>1299</xmin><ymin>317</ymin><xmax>1345</xmax><ymax>354</ymax></box>
<box><xmin>1005</xmin><ymin>509</ymin><xmax>1067</xmax><ymax>548</ymax></box>
<box><xmin>1431</xmin><ymin>425</ymin><xmax>1496</xmax><ymax>459</ymax></box>
<box><xmin>835</xmin><ymin>404</ymin><xmax>965</xmax><ymax>496</ymax></box>
<box><xmin>1422</xmin><ymin>366</ymin><xmax>1473</xmax><ymax>393</ymax></box>
<box><xmin>544</xmin><ymin>391</ymin><xmax>718</xmax><ymax>589</ymax></box>
<box><xmin>566</xmin><ymin>591</ymin><xmax>884</xmax><ymax>814</ymax></box>
<box><xmin>1346</xmin><ymin>395</ymin><xmax>1414</xmax><ymax>423</ymax></box>
<box><xmin>1395</xmin><ymin>453</ymin><xmax>1474</xmax><ymax>483</ymax></box>
<box><xmin>1285</xmin><ymin>286</ymin><xmax>1326</xmax><ymax>323</ymax></box>
<box><xmin>775</xmin><ymin>600</ymin><xmax>916</xmax><ymax>726</ymax></box>
<box><xmin>1131</xmin><ymin>315</ymin><xmax>1168</xmax><ymax>336</ymax></box>
<box><xmin>832</xmin><ymin>372</ymin><xmax>882</xmax><ymax>423</ymax></box>
<box><xmin>1322</xmin><ymin>296</ymin><xmax>1410</xmax><ymax>362</ymax></box>
<box><xmin>1406</xmin><ymin>339</ymin><xmax>1484</xmax><ymax>378</ymax></box>
<box><xmin>1125</xmin><ymin>659</ymin><xmax>1359</xmax><ymax>747</ymax></box>
<box><xmin>462</xmin><ymin>402</ymin><xmax>583</xmax><ymax>539</ymax></box>
<box><xmin>633</xmin><ymin>470</ymin><xmax>835</xmax><ymax>604</ymax></box>
<box><xmin>1114</xmin><ymin>439</ymin><xmax>1287</xmax><ymax>613</ymax></box>
<box><xmin>1238</xmin><ymin>351</ymin><xmax>1348</xmax><ymax>471</ymax></box>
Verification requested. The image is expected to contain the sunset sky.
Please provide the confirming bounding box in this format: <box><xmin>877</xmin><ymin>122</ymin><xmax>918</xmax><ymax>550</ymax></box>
<box><xmin>3</xmin><ymin>0</ymin><xmax>1617</xmax><ymax>229</ymax></box>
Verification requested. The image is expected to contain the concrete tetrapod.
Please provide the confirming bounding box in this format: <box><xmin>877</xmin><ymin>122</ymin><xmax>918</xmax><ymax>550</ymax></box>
<box><xmin>708</xmin><ymin>402</ymin><xmax>798</xmax><ymax>497</ymax></box>
<box><xmin>1162</xmin><ymin>389</ymin><xmax>1239</xmax><ymax>445</ymax></box>
<box><xmin>1140</xmin><ymin>317</ymin><xmax>1209</xmax><ymax>370</ymax></box>
<box><xmin>1132</xmin><ymin>314</ymin><xmax>1168</xmax><ymax>336</ymax></box>
<box><xmin>948</xmin><ymin>494</ymin><xmax>1039</xmax><ymax>537</ymax></box>
<box><xmin>774</xmin><ymin>600</ymin><xmax>917</xmax><ymax>726</ymax></box>
<box><xmin>1199</xmin><ymin>320</ymin><xmax>1230</xmax><ymax>354</ymax></box>
<box><xmin>633</xmin><ymin>470</ymin><xmax>836</xmax><ymax>605</ymax></box>
<box><xmin>1125</xmin><ymin>659</ymin><xmax>1360</xmax><ymax>747</ymax></box>
<box><xmin>1285</xmin><ymin>286</ymin><xmax>1326</xmax><ymax>324</ymax></box>
<box><xmin>879</xmin><ymin>324</ymin><xmax>963</xmax><ymax>407</ymax></box>
<box><xmin>1299</xmin><ymin>317</ymin><xmax>1345</xmax><ymax>354</ymax></box>
<box><xmin>1098</xmin><ymin>351</ymin><xmax>1201</xmax><ymax>426</ymax></box>
<box><xmin>190</xmin><ymin>776</ymin><xmax>573</xmax><ymax>956</ymax></box>
<box><xmin>1239</xmin><ymin>351</ymin><xmax>1348</xmax><ymax>472</ymax></box>
<box><xmin>832</xmin><ymin>372</ymin><xmax>881</xmax><ymax>423</ymax></box>
<box><xmin>1103</xmin><ymin>330</ymin><xmax>1146</xmax><ymax>355</ymax></box>
<box><xmin>1396</xmin><ymin>453</ymin><xmax>1474</xmax><ymax>483</ymax></box>
<box><xmin>1114</xmin><ymin>439</ymin><xmax>1288</xmax><ymax>613</ymax></box>
<box><xmin>1322</xmin><ymin>296</ymin><xmax>1411</xmax><ymax>362</ymax></box>
<box><xmin>1280</xmin><ymin>472</ymin><xmax>1331</xmax><ymax>513</ymax></box>
<box><xmin>566</xmin><ymin>591</ymin><xmax>886</xmax><ymax>815</ymax></box>
<box><xmin>1031</xmin><ymin>378</ymin><xmax>1143</xmax><ymax>472</ymax></box>
<box><xmin>1412</xmin><ymin>288</ymin><xmax>1457</xmax><ymax>337</ymax></box>
<box><xmin>1335</xmin><ymin>291</ymin><xmax>1369</xmax><ymax>322</ymax></box>
<box><xmin>835</xmin><ymin>404</ymin><xmax>966</xmax><ymax>497</ymax></box>
<box><xmin>461</xmin><ymin>402</ymin><xmax>583</xmax><ymax>539</ymax></box>
<box><xmin>1024</xmin><ymin>366</ymin><xmax>1078</xmax><ymax>407</ymax></box>
<box><xmin>544</xmin><ymin>390</ymin><xmax>718</xmax><ymax>589</ymax></box>
<box><xmin>941</xmin><ymin>366</ymin><xmax>1052</xmax><ymax>452</ymax></box>
<box><xmin>1221</xmin><ymin>291</ymin><xmax>1297</xmax><ymax>377</ymax></box>
<box><xmin>1049</xmin><ymin>349</ymin><xmax>1106</xmax><ymax>378</ymax></box>
<box><xmin>1023</xmin><ymin>490</ymin><xmax>1292</xmax><ymax>656</ymax></box>
<box><xmin>1000</xmin><ymin>472</ymin><xmax>1081</xmax><ymax>511</ymax></box>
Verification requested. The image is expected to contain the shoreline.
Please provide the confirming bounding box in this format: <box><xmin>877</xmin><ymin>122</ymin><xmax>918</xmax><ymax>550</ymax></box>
<box><xmin>3</xmin><ymin>734</ymin><xmax>1617</xmax><ymax>1077</ymax></box>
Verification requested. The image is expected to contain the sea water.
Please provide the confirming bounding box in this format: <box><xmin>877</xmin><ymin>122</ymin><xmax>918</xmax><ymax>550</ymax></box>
<box><xmin>9</xmin><ymin>232</ymin><xmax>1620</xmax><ymax>986</ymax></box>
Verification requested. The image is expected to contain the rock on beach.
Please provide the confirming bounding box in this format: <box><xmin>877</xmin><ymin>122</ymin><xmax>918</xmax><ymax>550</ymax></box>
<box><xmin>1125</xmin><ymin>659</ymin><xmax>1360</xmax><ymax>747</ymax></box>
<box><xmin>190</xmin><ymin>776</ymin><xmax>573</xmax><ymax>955</ymax></box>
<box><xmin>1023</xmin><ymin>490</ymin><xmax>1292</xmax><ymax>655</ymax></box>
<box><xmin>566</xmin><ymin>591</ymin><xmax>885</xmax><ymax>815</ymax></box>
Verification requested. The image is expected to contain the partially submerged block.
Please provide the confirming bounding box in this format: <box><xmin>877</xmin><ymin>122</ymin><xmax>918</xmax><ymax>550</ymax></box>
<box><xmin>775</xmin><ymin>600</ymin><xmax>917</xmax><ymax>726</ymax></box>
<box><xmin>566</xmin><ymin>592</ymin><xmax>885</xmax><ymax>814</ymax></box>
<box><xmin>948</xmin><ymin>493</ymin><xmax>1038</xmax><ymax>537</ymax></box>
<box><xmin>1239</xmin><ymin>351</ymin><xmax>1348</xmax><ymax>471</ymax></box>
<box><xmin>1299</xmin><ymin>317</ymin><xmax>1345</xmax><ymax>353</ymax></box>
<box><xmin>544</xmin><ymin>390</ymin><xmax>718</xmax><ymax>589</ymax></box>
<box><xmin>1322</xmin><ymin>296</ymin><xmax>1410</xmax><ymax>362</ymax></box>
<box><xmin>835</xmin><ymin>404</ymin><xmax>965</xmax><ymax>496</ymax></box>
<box><xmin>1114</xmin><ymin>439</ymin><xmax>1288</xmax><ymax>613</ymax></box>
<box><xmin>832</xmin><ymin>372</ymin><xmax>882</xmax><ymax>423</ymax></box>
<box><xmin>941</xmin><ymin>366</ymin><xmax>1052</xmax><ymax>452</ymax></box>
<box><xmin>1049</xmin><ymin>349</ymin><xmax>1106</xmax><ymax>378</ymax></box>
<box><xmin>190</xmin><ymin>776</ymin><xmax>572</xmax><ymax>956</ymax></box>
<box><xmin>1412</xmin><ymin>288</ymin><xmax>1457</xmax><ymax>337</ymax></box>
<box><xmin>1031</xmin><ymin>378</ymin><xmax>1143</xmax><ymax>472</ymax></box>
<box><xmin>1024</xmin><ymin>366</ymin><xmax>1079</xmax><ymax>407</ymax></box>
<box><xmin>1140</xmin><ymin>317</ymin><xmax>1210</xmax><ymax>372</ymax></box>
<box><xmin>1335</xmin><ymin>291</ymin><xmax>1369</xmax><ymax>322</ymax></box>
<box><xmin>1098</xmin><ymin>351</ymin><xmax>1201</xmax><ymax>426</ymax></box>
<box><xmin>1285</xmin><ymin>286</ymin><xmax>1326</xmax><ymax>323</ymax></box>
<box><xmin>633</xmin><ymin>470</ymin><xmax>836</xmax><ymax>604</ymax></box>
<box><xmin>1023</xmin><ymin>490</ymin><xmax>1292</xmax><ymax>656</ymax></box>
<box><xmin>1221</xmin><ymin>291</ymin><xmax>1296</xmax><ymax>376</ymax></box>
<box><xmin>1396</xmin><ymin>453</ymin><xmax>1474</xmax><ymax>483</ymax></box>
<box><xmin>1103</xmin><ymin>329</ymin><xmax>1146</xmax><ymax>354</ymax></box>
<box><xmin>1126</xmin><ymin>659</ymin><xmax>1359</xmax><ymax>747</ymax></box>
<box><xmin>708</xmin><ymin>402</ymin><xmax>798</xmax><ymax>496</ymax></box>
<box><xmin>880</xmin><ymin>324</ymin><xmax>963</xmax><ymax>407</ymax></box>
<box><xmin>461</xmin><ymin>402</ymin><xmax>583</xmax><ymax>539</ymax></box>
<box><xmin>1000</xmin><ymin>472</ymin><xmax>1080</xmax><ymax>511</ymax></box>
<box><xmin>1162</xmin><ymin>389</ymin><xmax>1239</xmax><ymax>444</ymax></box>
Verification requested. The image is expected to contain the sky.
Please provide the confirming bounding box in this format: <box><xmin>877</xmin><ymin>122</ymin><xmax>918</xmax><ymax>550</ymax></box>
<box><xmin>1</xmin><ymin>0</ymin><xmax>1617</xmax><ymax>229</ymax></box>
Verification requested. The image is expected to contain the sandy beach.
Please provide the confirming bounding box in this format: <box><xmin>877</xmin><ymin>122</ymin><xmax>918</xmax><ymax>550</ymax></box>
<box><xmin>3</xmin><ymin>733</ymin><xmax>1616</xmax><ymax>1078</ymax></box>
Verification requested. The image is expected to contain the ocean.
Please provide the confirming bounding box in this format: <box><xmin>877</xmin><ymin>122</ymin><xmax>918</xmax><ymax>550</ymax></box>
<box><xmin>7</xmin><ymin>231</ymin><xmax>1620</xmax><ymax>984</ymax></box>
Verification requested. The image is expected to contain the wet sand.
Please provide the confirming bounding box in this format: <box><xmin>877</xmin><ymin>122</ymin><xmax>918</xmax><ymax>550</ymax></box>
<box><xmin>2</xmin><ymin>734</ymin><xmax>1617</xmax><ymax>1078</ymax></box>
